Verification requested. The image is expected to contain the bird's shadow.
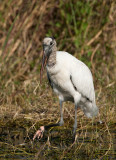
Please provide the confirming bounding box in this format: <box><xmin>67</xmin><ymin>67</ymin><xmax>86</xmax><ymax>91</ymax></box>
<box><xmin>32</xmin><ymin>120</ymin><xmax>104</xmax><ymax>148</ymax></box>
<box><xmin>32</xmin><ymin>128</ymin><xmax>77</xmax><ymax>148</ymax></box>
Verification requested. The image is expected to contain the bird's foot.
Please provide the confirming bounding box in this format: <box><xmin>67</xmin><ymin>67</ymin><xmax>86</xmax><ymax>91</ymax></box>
<box><xmin>99</xmin><ymin>120</ymin><xmax>103</xmax><ymax>124</ymax></box>
<box><xmin>58</xmin><ymin>120</ymin><xmax>64</xmax><ymax>126</ymax></box>
<box><xmin>33</xmin><ymin>126</ymin><xmax>45</xmax><ymax>141</ymax></box>
<box><xmin>72</xmin><ymin>128</ymin><xmax>77</xmax><ymax>143</ymax></box>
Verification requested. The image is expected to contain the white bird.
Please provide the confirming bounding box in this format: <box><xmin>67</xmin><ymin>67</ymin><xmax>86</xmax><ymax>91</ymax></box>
<box><xmin>33</xmin><ymin>37</ymin><xmax>98</xmax><ymax>141</ymax></box>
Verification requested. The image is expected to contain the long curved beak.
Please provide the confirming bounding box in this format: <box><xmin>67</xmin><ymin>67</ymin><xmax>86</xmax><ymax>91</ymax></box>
<box><xmin>40</xmin><ymin>51</ymin><xmax>48</xmax><ymax>83</ymax></box>
<box><xmin>40</xmin><ymin>43</ymin><xmax>52</xmax><ymax>83</ymax></box>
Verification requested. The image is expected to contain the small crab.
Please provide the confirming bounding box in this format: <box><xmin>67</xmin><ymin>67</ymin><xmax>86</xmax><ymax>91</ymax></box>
<box><xmin>33</xmin><ymin>126</ymin><xmax>45</xmax><ymax>140</ymax></box>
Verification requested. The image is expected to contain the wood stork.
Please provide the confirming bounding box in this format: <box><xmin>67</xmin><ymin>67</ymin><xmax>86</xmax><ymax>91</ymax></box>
<box><xmin>33</xmin><ymin>37</ymin><xmax>98</xmax><ymax>141</ymax></box>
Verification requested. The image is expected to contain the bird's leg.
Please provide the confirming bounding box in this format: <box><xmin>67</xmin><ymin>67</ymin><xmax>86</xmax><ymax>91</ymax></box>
<box><xmin>72</xmin><ymin>103</ymin><xmax>78</xmax><ymax>141</ymax></box>
<box><xmin>72</xmin><ymin>93</ymin><xmax>81</xmax><ymax>142</ymax></box>
<box><xmin>59</xmin><ymin>100</ymin><xmax>64</xmax><ymax>126</ymax></box>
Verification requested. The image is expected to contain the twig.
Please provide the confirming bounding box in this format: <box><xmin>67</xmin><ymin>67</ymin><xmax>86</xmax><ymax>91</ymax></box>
<box><xmin>91</xmin><ymin>44</ymin><xmax>100</xmax><ymax>72</ymax></box>
<box><xmin>34</xmin><ymin>142</ymin><xmax>47</xmax><ymax>160</ymax></box>
<box><xmin>87</xmin><ymin>30</ymin><xmax>102</xmax><ymax>46</ymax></box>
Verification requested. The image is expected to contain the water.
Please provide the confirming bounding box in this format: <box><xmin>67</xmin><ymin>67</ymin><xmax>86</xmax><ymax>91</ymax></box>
<box><xmin>0</xmin><ymin>121</ymin><xmax>115</xmax><ymax>160</ymax></box>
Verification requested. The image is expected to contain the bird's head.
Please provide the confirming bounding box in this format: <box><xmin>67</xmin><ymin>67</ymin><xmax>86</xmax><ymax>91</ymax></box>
<box><xmin>43</xmin><ymin>37</ymin><xmax>56</xmax><ymax>60</ymax></box>
<box><xmin>40</xmin><ymin>37</ymin><xmax>56</xmax><ymax>83</ymax></box>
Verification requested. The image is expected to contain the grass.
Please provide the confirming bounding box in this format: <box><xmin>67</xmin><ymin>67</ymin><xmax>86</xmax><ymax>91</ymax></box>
<box><xmin>0</xmin><ymin>0</ymin><xmax>116</xmax><ymax>159</ymax></box>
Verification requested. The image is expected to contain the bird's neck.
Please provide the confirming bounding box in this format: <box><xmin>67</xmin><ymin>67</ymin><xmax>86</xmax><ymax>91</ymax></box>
<box><xmin>47</xmin><ymin>46</ymin><xmax>57</xmax><ymax>67</ymax></box>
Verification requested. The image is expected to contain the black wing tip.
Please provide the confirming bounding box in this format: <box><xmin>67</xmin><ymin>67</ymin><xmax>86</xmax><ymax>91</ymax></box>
<box><xmin>70</xmin><ymin>75</ymin><xmax>77</xmax><ymax>91</ymax></box>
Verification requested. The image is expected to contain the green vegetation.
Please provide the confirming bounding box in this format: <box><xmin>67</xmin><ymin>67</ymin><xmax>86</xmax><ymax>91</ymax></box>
<box><xmin>0</xmin><ymin>0</ymin><xmax>116</xmax><ymax>159</ymax></box>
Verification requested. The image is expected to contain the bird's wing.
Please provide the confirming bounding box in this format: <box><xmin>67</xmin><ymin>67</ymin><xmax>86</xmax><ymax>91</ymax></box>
<box><xmin>47</xmin><ymin>71</ymin><xmax>53</xmax><ymax>89</ymax></box>
<box><xmin>70</xmin><ymin>72</ymin><xmax>95</xmax><ymax>102</ymax></box>
<box><xmin>56</xmin><ymin>51</ymin><xmax>95</xmax><ymax>102</ymax></box>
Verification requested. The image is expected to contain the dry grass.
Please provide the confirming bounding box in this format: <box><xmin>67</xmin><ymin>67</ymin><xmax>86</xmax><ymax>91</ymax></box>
<box><xmin>0</xmin><ymin>0</ymin><xmax>116</xmax><ymax>159</ymax></box>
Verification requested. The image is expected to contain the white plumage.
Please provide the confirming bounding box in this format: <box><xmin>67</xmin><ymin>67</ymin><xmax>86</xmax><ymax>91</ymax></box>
<box><xmin>47</xmin><ymin>51</ymin><xmax>98</xmax><ymax>118</ymax></box>
<box><xmin>33</xmin><ymin>37</ymin><xmax>98</xmax><ymax>141</ymax></box>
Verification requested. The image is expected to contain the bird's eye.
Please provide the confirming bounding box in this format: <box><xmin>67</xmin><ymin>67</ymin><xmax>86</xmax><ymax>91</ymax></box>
<box><xmin>50</xmin><ymin>42</ymin><xmax>53</xmax><ymax>45</ymax></box>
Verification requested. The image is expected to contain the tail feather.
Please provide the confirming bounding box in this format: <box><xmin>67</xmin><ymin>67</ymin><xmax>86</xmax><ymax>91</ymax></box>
<box><xmin>80</xmin><ymin>101</ymin><xmax>99</xmax><ymax>118</ymax></box>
